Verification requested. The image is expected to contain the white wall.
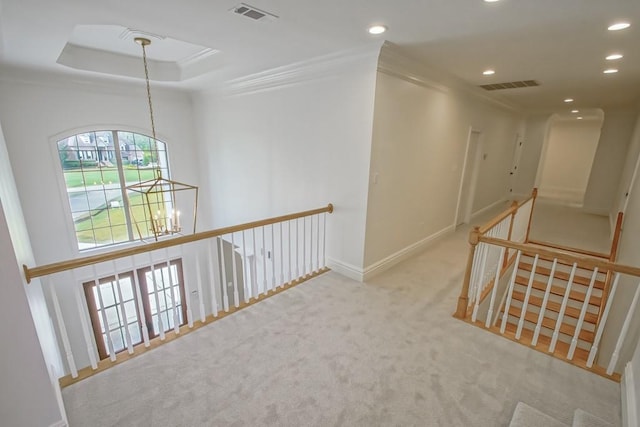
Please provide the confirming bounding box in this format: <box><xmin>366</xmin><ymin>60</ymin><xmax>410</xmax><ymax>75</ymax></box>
<box><xmin>583</xmin><ymin>110</ymin><xmax>636</xmax><ymax>216</ymax></box>
<box><xmin>192</xmin><ymin>48</ymin><xmax>380</xmax><ymax>279</ymax></box>
<box><xmin>363</xmin><ymin>47</ymin><xmax>523</xmax><ymax>272</ymax></box>
<box><xmin>0</xmin><ymin>122</ymin><xmax>64</xmax><ymax>426</ymax></box>
<box><xmin>612</xmin><ymin>113</ymin><xmax>640</xmax><ymax>221</ymax></box>
<box><xmin>512</xmin><ymin>114</ymin><xmax>551</xmax><ymax>197</ymax></box>
<box><xmin>0</xmin><ymin>69</ymin><xmax>200</xmax><ymax>374</ymax></box>
<box><xmin>537</xmin><ymin>118</ymin><xmax>603</xmax><ymax>205</ymax></box>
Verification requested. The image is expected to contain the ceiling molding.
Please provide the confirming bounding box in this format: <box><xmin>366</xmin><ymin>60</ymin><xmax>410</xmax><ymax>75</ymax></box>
<box><xmin>378</xmin><ymin>42</ymin><xmax>522</xmax><ymax>114</ymax></box>
<box><xmin>212</xmin><ymin>41</ymin><xmax>384</xmax><ymax>97</ymax></box>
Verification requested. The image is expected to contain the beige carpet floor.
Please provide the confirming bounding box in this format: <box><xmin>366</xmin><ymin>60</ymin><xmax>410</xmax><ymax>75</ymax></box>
<box><xmin>62</xmin><ymin>206</ymin><xmax>620</xmax><ymax>426</ymax></box>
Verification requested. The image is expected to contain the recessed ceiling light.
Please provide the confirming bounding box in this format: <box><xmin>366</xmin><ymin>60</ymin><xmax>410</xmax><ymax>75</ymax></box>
<box><xmin>577</xmin><ymin>117</ymin><xmax>584</xmax><ymax>120</ymax></box>
<box><xmin>484</xmin><ymin>0</ymin><xmax>500</xmax><ymax>2</ymax></box>
<box><xmin>368</xmin><ymin>25</ymin><xmax>387</xmax><ymax>35</ymax></box>
<box><xmin>564</xmin><ymin>98</ymin><xmax>574</xmax><ymax>103</ymax></box>
<box><xmin>606</xmin><ymin>53</ymin><xmax>624</xmax><ymax>60</ymax></box>
<box><xmin>608</xmin><ymin>22</ymin><xmax>631</xmax><ymax>31</ymax></box>
<box><xmin>483</xmin><ymin>69</ymin><xmax>495</xmax><ymax>76</ymax></box>
<box><xmin>604</xmin><ymin>68</ymin><xmax>619</xmax><ymax>74</ymax></box>
<box><xmin>571</xmin><ymin>110</ymin><xmax>579</xmax><ymax>113</ymax></box>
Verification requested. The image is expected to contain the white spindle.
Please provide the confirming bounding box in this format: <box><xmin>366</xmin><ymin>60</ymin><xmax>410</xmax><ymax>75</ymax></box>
<box><xmin>308</xmin><ymin>216</ymin><xmax>313</xmax><ymax>274</ymax></box>
<box><xmin>206</xmin><ymin>240</ymin><xmax>219</xmax><ymax>317</ymax></box>
<box><xmin>288</xmin><ymin>220</ymin><xmax>293</xmax><ymax>282</ymax></box>
<box><xmin>549</xmin><ymin>263</ymin><xmax>578</xmax><ymax>353</ymax></box>
<box><xmin>588</xmin><ymin>273</ymin><xmax>620</xmax><ymax>367</ymax></box>
<box><xmin>516</xmin><ymin>254</ymin><xmax>539</xmax><ymax>340</ymax></box>
<box><xmin>148</xmin><ymin>254</ymin><xmax>166</xmax><ymax>341</ymax></box>
<box><xmin>112</xmin><ymin>264</ymin><xmax>134</xmax><ymax>354</ymax></box>
<box><xmin>252</xmin><ymin>228</ymin><xmax>259</xmax><ymax>296</ymax></box>
<box><xmin>179</xmin><ymin>247</ymin><xmax>194</xmax><ymax>328</ymax></box>
<box><xmin>262</xmin><ymin>226</ymin><xmax>268</xmax><ymax>293</ymax></box>
<box><xmin>468</xmin><ymin>243</ymin><xmax>482</xmax><ymax>302</ymax></box>
<box><xmin>131</xmin><ymin>259</ymin><xmax>150</xmax><ymax>347</ymax></box>
<box><xmin>242</xmin><ymin>231</ymin><xmax>250</xmax><ymax>303</ymax></box>
<box><xmin>195</xmin><ymin>253</ymin><xmax>206</xmax><ymax>323</ymax></box>
<box><xmin>72</xmin><ymin>272</ymin><xmax>98</xmax><ymax>369</ymax></box>
<box><xmin>607</xmin><ymin>280</ymin><xmax>640</xmax><ymax>375</ymax></box>
<box><xmin>296</xmin><ymin>218</ymin><xmax>300</xmax><ymax>278</ymax></box>
<box><xmin>218</xmin><ymin>237</ymin><xmax>230</xmax><ymax>311</ymax></box>
<box><xmin>316</xmin><ymin>214</ymin><xmax>320</xmax><ymax>272</ymax></box>
<box><xmin>279</xmin><ymin>223</ymin><xmax>284</xmax><ymax>285</ymax></box>
<box><xmin>163</xmin><ymin>253</ymin><xmax>180</xmax><ymax>335</ymax></box>
<box><xmin>303</xmin><ymin>216</ymin><xmax>307</xmax><ymax>277</ymax></box>
<box><xmin>271</xmin><ymin>224</ymin><xmax>276</xmax><ymax>288</ymax></box>
<box><xmin>532</xmin><ymin>258</ymin><xmax>558</xmax><ymax>346</ymax></box>
<box><xmin>471</xmin><ymin>242</ymin><xmax>490</xmax><ymax>322</ymax></box>
<box><xmin>485</xmin><ymin>247</ymin><xmax>506</xmax><ymax>328</ymax></box>
<box><xmin>230</xmin><ymin>233</ymin><xmax>240</xmax><ymax>308</ymax></box>
<box><xmin>568</xmin><ymin>268</ymin><xmax>599</xmax><ymax>360</ymax></box>
<box><xmin>500</xmin><ymin>251</ymin><xmax>523</xmax><ymax>334</ymax></box>
<box><xmin>49</xmin><ymin>278</ymin><xmax>78</xmax><ymax>377</ymax></box>
<box><xmin>92</xmin><ymin>267</ymin><xmax>117</xmax><ymax>360</ymax></box>
<box><xmin>322</xmin><ymin>213</ymin><xmax>327</xmax><ymax>269</ymax></box>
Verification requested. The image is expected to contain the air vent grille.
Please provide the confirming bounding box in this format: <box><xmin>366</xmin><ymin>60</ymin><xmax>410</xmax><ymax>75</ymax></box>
<box><xmin>231</xmin><ymin>3</ymin><xmax>278</xmax><ymax>21</ymax></box>
<box><xmin>479</xmin><ymin>80</ymin><xmax>540</xmax><ymax>91</ymax></box>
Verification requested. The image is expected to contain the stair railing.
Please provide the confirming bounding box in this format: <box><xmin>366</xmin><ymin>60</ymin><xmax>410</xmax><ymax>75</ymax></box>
<box><xmin>23</xmin><ymin>204</ymin><xmax>333</xmax><ymax>386</ymax></box>
<box><xmin>454</xmin><ymin>189</ymin><xmax>537</xmax><ymax>320</ymax></box>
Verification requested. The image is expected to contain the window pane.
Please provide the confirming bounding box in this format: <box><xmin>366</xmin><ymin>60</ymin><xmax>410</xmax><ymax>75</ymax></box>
<box><xmin>105</xmin><ymin>306</ymin><xmax>120</xmax><ymax>331</ymax></box>
<box><xmin>99</xmin><ymin>283</ymin><xmax>116</xmax><ymax>307</ymax></box>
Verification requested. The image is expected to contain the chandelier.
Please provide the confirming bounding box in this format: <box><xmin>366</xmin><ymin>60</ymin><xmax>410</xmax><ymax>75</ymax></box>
<box><xmin>126</xmin><ymin>37</ymin><xmax>198</xmax><ymax>241</ymax></box>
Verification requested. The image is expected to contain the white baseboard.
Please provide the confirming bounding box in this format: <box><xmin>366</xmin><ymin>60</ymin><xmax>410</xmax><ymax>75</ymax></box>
<box><xmin>326</xmin><ymin>258</ymin><xmax>364</xmax><ymax>282</ymax></box>
<box><xmin>471</xmin><ymin>198</ymin><xmax>507</xmax><ymax>221</ymax></box>
<box><xmin>622</xmin><ymin>362</ymin><xmax>638</xmax><ymax>427</ymax></box>
<box><xmin>362</xmin><ymin>225</ymin><xmax>455</xmax><ymax>282</ymax></box>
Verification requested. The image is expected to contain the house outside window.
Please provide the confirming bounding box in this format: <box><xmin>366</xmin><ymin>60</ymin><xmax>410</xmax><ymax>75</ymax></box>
<box><xmin>56</xmin><ymin>130</ymin><xmax>170</xmax><ymax>250</ymax></box>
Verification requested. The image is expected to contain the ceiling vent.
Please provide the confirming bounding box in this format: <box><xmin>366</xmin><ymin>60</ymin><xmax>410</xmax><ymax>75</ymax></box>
<box><xmin>479</xmin><ymin>80</ymin><xmax>540</xmax><ymax>91</ymax></box>
<box><xmin>231</xmin><ymin>3</ymin><xmax>278</xmax><ymax>21</ymax></box>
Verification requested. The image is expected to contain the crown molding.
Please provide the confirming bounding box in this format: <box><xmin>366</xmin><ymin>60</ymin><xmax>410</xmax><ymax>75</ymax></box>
<box><xmin>209</xmin><ymin>41</ymin><xmax>384</xmax><ymax>97</ymax></box>
<box><xmin>377</xmin><ymin>41</ymin><xmax>522</xmax><ymax>114</ymax></box>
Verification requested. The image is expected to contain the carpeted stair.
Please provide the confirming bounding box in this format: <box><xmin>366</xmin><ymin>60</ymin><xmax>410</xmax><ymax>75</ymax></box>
<box><xmin>509</xmin><ymin>402</ymin><xmax>614</xmax><ymax>427</ymax></box>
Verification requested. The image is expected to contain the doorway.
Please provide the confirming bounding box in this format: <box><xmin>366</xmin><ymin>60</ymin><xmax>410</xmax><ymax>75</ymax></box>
<box><xmin>456</xmin><ymin>129</ymin><xmax>483</xmax><ymax>227</ymax></box>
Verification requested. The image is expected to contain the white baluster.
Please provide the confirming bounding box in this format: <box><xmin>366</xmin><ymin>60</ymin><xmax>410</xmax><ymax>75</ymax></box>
<box><xmin>148</xmin><ymin>254</ymin><xmax>166</xmax><ymax>340</ymax></box>
<box><xmin>279</xmin><ymin>222</ymin><xmax>285</xmax><ymax>285</ymax></box>
<box><xmin>163</xmin><ymin>251</ymin><xmax>180</xmax><ymax>334</ymax></box>
<box><xmin>308</xmin><ymin>216</ymin><xmax>313</xmax><ymax>274</ymax></box>
<box><xmin>322</xmin><ymin>212</ymin><xmax>327</xmax><ymax>269</ymax></box>
<box><xmin>288</xmin><ymin>220</ymin><xmax>293</xmax><ymax>282</ymax></box>
<box><xmin>568</xmin><ymin>268</ymin><xmax>599</xmax><ymax>360</ymax></box>
<box><xmin>252</xmin><ymin>228</ymin><xmax>259</xmax><ymax>296</ymax></box>
<box><xmin>516</xmin><ymin>254</ymin><xmax>539</xmax><ymax>340</ymax></box>
<box><xmin>549</xmin><ymin>263</ymin><xmax>578</xmax><ymax>353</ymax></box>
<box><xmin>91</xmin><ymin>266</ymin><xmax>117</xmax><ymax>361</ymax></box>
<box><xmin>178</xmin><ymin>246</ymin><xmax>194</xmax><ymax>328</ymax></box>
<box><xmin>195</xmin><ymin>253</ymin><xmax>206</xmax><ymax>322</ymax></box>
<box><xmin>471</xmin><ymin>242</ymin><xmax>490</xmax><ymax>322</ymax></box>
<box><xmin>112</xmin><ymin>262</ymin><xmax>134</xmax><ymax>354</ymax></box>
<box><xmin>206</xmin><ymin>240</ymin><xmax>219</xmax><ymax>317</ymax></box>
<box><xmin>302</xmin><ymin>217</ymin><xmax>307</xmax><ymax>277</ymax></box>
<box><xmin>296</xmin><ymin>218</ymin><xmax>300</xmax><ymax>279</ymax></box>
<box><xmin>271</xmin><ymin>224</ymin><xmax>276</xmax><ymax>288</ymax></box>
<box><xmin>607</xmin><ymin>279</ymin><xmax>640</xmax><ymax>375</ymax></box>
<box><xmin>72</xmin><ymin>271</ymin><xmax>98</xmax><ymax>370</ymax></box>
<box><xmin>262</xmin><ymin>226</ymin><xmax>268</xmax><ymax>293</ymax></box>
<box><xmin>316</xmin><ymin>214</ymin><xmax>321</xmax><ymax>272</ymax></box>
<box><xmin>500</xmin><ymin>251</ymin><xmax>523</xmax><ymax>334</ymax></box>
<box><xmin>485</xmin><ymin>247</ymin><xmax>506</xmax><ymax>328</ymax></box>
<box><xmin>588</xmin><ymin>273</ymin><xmax>620</xmax><ymax>367</ymax></box>
<box><xmin>242</xmin><ymin>230</ymin><xmax>250</xmax><ymax>303</ymax></box>
<box><xmin>131</xmin><ymin>259</ymin><xmax>150</xmax><ymax>347</ymax></box>
<box><xmin>218</xmin><ymin>237</ymin><xmax>230</xmax><ymax>311</ymax></box>
<box><xmin>230</xmin><ymin>233</ymin><xmax>240</xmax><ymax>308</ymax></box>
<box><xmin>532</xmin><ymin>259</ymin><xmax>558</xmax><ymax>346</ymax></box>
<box><xmin>48</xmin><ymin>278</ymin><xmax>78</xmax><ymax>377</ymax></box>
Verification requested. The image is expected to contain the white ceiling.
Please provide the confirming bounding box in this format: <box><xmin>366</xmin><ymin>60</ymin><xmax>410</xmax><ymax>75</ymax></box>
<box><xmin>0</xmin><ymin>0</ymin><xmax>639</xmax><ymax>113</ymax></box>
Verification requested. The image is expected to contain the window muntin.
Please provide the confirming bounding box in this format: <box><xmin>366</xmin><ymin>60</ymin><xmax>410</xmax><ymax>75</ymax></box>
<box><xmin>56</xmin><ymin>130</ymin><xmax>170</xmax><ymax>250</ymax></box>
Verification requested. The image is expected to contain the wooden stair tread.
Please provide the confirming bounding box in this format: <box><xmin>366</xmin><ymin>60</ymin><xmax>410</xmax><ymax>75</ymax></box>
<box><xmin>505</xmin><ymin>306</ymin><xmax>594</xmax><ymax>343</ymax></box>
<box><xmin>500</xmin><ymin>321</ymin><xmax>591</xmax><ymax>362</ymax></box>
<box><xmin>514</xmin><ymin>275</ymin><xmax>601</xmax><ymax>306</ymax></box>
<box><xmin>518</xmin><ymin>262</ymin><xmax>605</xmax><ymax>290</ymax></box>
<box><xmin>511</xmin><ymin>290</ymin><xmax>599</xmax><ymax>324</ymax></box>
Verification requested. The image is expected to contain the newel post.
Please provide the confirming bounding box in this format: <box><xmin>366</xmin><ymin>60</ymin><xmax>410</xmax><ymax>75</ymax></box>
<box><xmin>454</xmin><ymin>226</ymin><xmax>481</xmax><ymax>319</ymax></box>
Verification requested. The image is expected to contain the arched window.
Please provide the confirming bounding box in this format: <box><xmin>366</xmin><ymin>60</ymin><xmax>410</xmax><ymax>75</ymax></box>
<box><xmin>56</xmin><ymin>130</ymin><xmax>171</xmax><ymax>250</ymax></box>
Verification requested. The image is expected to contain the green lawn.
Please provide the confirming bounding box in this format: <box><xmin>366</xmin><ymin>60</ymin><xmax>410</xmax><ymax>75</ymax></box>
<box><xmin>74</xmin><ymin>193</ymin><xmax>155</xmax><ymax>243</ymax></box>
<box><xmin>64</xmin><ymin>168</ymin><xmax>157</xmax><ymax>188</ymax></box>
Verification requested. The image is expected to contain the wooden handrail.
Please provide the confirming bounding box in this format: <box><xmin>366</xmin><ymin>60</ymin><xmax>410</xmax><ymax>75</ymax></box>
<box><xmin>527</xmin><ymin>239</ymin><xmax>610</xmax><ymax>260</ymax></box>
<box><xmin>609</xmin><ymin>212</ymin><xmax>624</xmax><ymax>263</ymax></box>
<box><xmin>24</xmin><ymin>203</ymin><xmax>334</xmax><ymax>283</ymax></box>
<box><xmin>479</xmin><ymin>235</ymin><xmax>640</xmax><ymax>278</ymax></box>
<box><xmin>477</xmin><ymin>191</ymin><xmax>536</xmax><ymax>236</ymax></box>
